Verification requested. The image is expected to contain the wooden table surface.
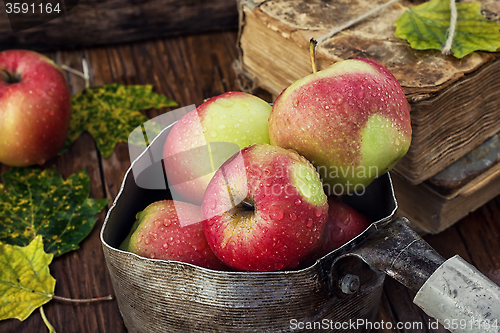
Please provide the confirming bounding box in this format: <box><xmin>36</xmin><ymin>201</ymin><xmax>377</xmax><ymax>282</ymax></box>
<box><xmin>1</xmin><ymin>30</ymin><xmax>500</xmax><ymax>333</ymax></box>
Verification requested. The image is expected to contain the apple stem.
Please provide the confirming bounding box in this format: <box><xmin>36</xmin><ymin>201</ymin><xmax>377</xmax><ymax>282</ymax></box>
<box><xmin>309</xmin><ymin>38</ymin><xmax>318</xmax><ymax>74</ymax></box>
<box><xmin>0</xmin><ymin>67</ymin><xmax>17</xmax><ymax>84</ymax></box>
<box><xmin>52</xmin><ymin>294</ymin><xmax>113</xmax><ymax>303</ymax></box>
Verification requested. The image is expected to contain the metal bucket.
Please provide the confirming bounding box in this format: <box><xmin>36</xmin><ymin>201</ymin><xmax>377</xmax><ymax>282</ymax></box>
<box><xmin>101</xmin><ymin>119</ymin><xmax>500</xmax><ymax>333</ymax></box>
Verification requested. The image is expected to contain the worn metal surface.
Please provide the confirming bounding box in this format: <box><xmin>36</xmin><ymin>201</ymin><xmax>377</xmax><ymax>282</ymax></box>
<box><xmin>414</xmin><ymin>255</ymin><xmax>500</xmax><ymax>333</ymax></box>
<box><xmin>348</xmin><ymin>217</ymin><xmax>445</xmax><ymax>292</ymax></box>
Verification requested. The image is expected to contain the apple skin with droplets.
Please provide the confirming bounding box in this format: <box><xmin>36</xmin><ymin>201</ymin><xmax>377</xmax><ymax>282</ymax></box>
<box><xmin>201</xmin><ymin>144</ymin><xmax>328</xmax><ymax>272</ymax></box>
<box><xmin>120</xmin><ymin>200</ymin><xmax>227</xmax><ymax>270</ymax></box>
<box><xmin>0</xmin><ymin>50</ymin><xmax>71</xmax><ymax>166</ymax></box>
<box><xmin>316</xmin><ymin>197</ymin><xmax>371</xmax><ymax>258</ymax></box>
<box><xmin>269</xmin><ymin>58</ymin><xmax>411</xmax><ymax>195</ymax></box>
<box><xmin>163</xmin><ymin>91</ymin><xmax>272</xmax><ymax>205</ymax></box>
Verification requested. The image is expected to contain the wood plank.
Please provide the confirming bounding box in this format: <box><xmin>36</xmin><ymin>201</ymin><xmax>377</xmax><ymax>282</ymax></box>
<box><xmin>0</xmin><ymin>0</ymin><xmax>238</xmax><ymax>51</ymax></box>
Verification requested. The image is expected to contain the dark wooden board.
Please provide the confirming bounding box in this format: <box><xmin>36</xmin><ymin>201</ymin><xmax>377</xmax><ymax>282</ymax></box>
<box><xmin>0</xmin><ymin>0</ymin><xmax>239</xmax><ymax>51</ymax></box>
<box><xmin>0</xmin><ymin>31</ymin><xmax>499</xmax><ymax>333</ymax></box>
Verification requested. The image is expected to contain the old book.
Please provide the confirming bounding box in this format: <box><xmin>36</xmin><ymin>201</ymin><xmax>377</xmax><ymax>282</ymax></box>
<box><xmin>393</xmin><ymin>131</ymin><xmax>500</xmax><ymax>234</ymax></box>
<box><xmin>235</xmin><ymin>0</ymin><xmax>500</xmax><ymax>184</ymax></box>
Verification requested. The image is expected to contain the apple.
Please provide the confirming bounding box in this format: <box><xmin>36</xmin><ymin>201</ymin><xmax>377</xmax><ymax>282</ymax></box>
<box><xmin>201</xmin><ymin>143</ymin><xmax>328</xmax><ymax>271</ymax></box>
<box><xmin>0</xmin><ymin>50</ymin><xmax>72</xmax><ymax>166</ymax></box>
<box><xmin>120</xmin><ymin>200</ymin><xmax>227</xmax><ymax>270</ymax></box>
<box><xmin>316</xmin><ymin>197</ymin><xmax>371</xmax><ymax>258</ymax></box>
<box><xmin>268</xmin><ymin>58</ymin><xmax>411</xmax><ymax>195</ymax></box>
<box><xmin>163</xmin><ymin>91</ymin><xmax>272</xmax><ymax>205</ymax></box>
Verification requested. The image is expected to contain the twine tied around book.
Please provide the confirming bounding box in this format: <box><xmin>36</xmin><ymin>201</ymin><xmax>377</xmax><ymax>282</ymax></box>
<box><xmin>315</xmin><ymin>0</ymin><xmax>458</xmax><ymax>57</ymax></box>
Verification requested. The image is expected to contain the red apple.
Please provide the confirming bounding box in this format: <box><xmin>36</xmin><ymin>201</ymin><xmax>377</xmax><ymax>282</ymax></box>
<box><xmin>269</xmin><ymin>58</ymin><xmax>411</xmax><ymax>195</ymax></box>
<box><xmin>120</xmin><ymin>200</ymin><xmax>227</xmax><ymax>270</ymax></box>
<box><xmin>201</xmin><ymin>144</ymin><xmax>328</xmax><ymax>271</ymax></box>
<box><xmin>316</xmin><ymin>197</ymin><xmax>371</xmax><ymax>258</ymax></box>
<box><xmin>163</xmin><ymin>91</ymin><xmax>271</xmax><ymax>205</ymax></box>
<box><xmin>0</xmin><ymin>50</ymin><xmax>72</xmax><ymax>166</ymax></box>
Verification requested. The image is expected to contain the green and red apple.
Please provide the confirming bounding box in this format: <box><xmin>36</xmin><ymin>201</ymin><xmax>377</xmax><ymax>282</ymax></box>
<box><xmin>163</xmin><ymin>91</ymin><xmax>271</xmax><ymax>205</ymax></box>
<box><xmin>269</xmin><ymin>58</ymin><xmax>411</xmax><ymax>195</ymax></box>
<box><xmin>201</xmin><ymin>144</ymin><xmax>328</xmax><ymax>271</ymax></box>
<box><xmin>120</xmin><ymin>200</ymin><xmax>227</xmax><ymax>270</ymax></box>
<box><xmin>0</xmin><ymin>50</ymin><xmax>72</xmax><ymax>166</ymax></box>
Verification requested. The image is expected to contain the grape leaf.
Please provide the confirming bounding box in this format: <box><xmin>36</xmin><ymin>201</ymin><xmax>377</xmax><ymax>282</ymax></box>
<box><xmin>0</xmin><ymin>236</ymin><xmax>55</xmax><ymax>321</ymax></box>
<box><xmin>64</xmin><ymin>83</ymin><xmax>178</xmax><ymax>157</ymax></box>
<box><xmin>394</xmin><ymin>0</ymin><xmax>500</xmax><ymax>58</ymax></box>
<box><xmin>0</xmin><ymin>167</ymin><xmax>107</xmax><ymax>257</ymax></box>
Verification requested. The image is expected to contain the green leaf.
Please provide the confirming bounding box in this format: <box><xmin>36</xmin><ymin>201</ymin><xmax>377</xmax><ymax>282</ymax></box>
<box><xmin>0</xmin><ymin>236</ymin><xmax>55</xmax><ymax>321</ymax></box>
<box><xmin>394</xmin><ymin>0</ymin><xmax>500</xmax><ymax>58</ymax></box>
<box><xmin>64</xmin><ymin>83</ymin><xmax>177</xmax><ymax>158</ymax></box>
<box><xmin>0</xmin><ymin>168</ymin><xmax>107</xmax><ymax>257</ymax></box>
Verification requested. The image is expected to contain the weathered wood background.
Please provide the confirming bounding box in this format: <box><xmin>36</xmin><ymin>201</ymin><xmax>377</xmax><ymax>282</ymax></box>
<box><xmin>0</xmin><ymin>30</ymin><xmax>499</xmax><ymax>333</ymax></box>
<box><xmin>0</xmin><ymin>0</ymin><xmax>239</xmax><ymax>50</ymax></box>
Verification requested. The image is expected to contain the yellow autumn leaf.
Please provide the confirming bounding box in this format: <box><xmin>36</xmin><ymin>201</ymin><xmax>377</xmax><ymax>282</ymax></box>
<box><xmin>394</xmin><ymin>0</ymin><xmax>500</xmax><ymax>58</ymax></box>
<box><xmin>0</xmin><ymin>236</ymin><xmax>56</xmax><ymax>321</ymax></box>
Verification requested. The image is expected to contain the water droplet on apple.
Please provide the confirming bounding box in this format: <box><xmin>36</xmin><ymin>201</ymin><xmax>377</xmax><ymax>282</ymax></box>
<box><xmin>150</xmin><ymin>253</ymin><xmax>156</xmax><ymax>259</ymax></box>
<box><xmin>306</xmin><ymin>218</ymin><xmax>314</xmax><ymax>228</ymax></box>
<box><xmin>163</xmin><ymin>243</ymin><xmax>169</xmax><ymax>249</ymax></box>
<box><xmin>271</xmin><ymin>209</ymin><xmax>284</xmax><ymax>221</ymax></box>
<box><xmin>218</xmin><ymin>124</ymin><xmax>226</xmax><ymax>130</ymax></box>
<box><xmin>216</xmin><ymin>98</ymin><xmax>234</xmax><ymax>107</ymax></box>
<box><xmin>163</xmin><ymin>219</ymin><xmax>172</xmax><ymax>227</ymax></box>
<box><xmin>332</xmin><ymin>227</ymin><xmax>346</xmax><ymax>242</ymax></box>
<box><xmin>289</xmin><ymin>212</ymin><xmax>297</xmax><ymax>221</ymax></box>
<box><xmin>294</xmin><ymin>199</ymin><xmax>302</xmax><ymax>205</ymax></box>
<box><xmin>144</xmin><ymin>237</ymin><xmax>151</xmax><ymax>245</ymax></box>
<box><xmin>315</xmin><ymin>208</ymin><xmax>323</xmax><ymax>217</ymax></box>
<box><xmin>219</xmin><ymin>114</ymin><xmax>227</xmax><ymax>120</ymax></box>
<box><xmin>262</xmin><ymin>227</ymin><xmax>268</xmax><ymax>234</ymax></box>
<box><xmin>178</xmin><ymin>250</ymin><xmax>184</xmax><ymax>256</ymax></box>
<box><xmin>209</xmin><ymin>130</ymin><xmax>218</xmax><ymax>138</ymax></box>
<box><xmin>273</xmin><ymin>239</ymin><xmax>282</xmax><ymax>248</ymax></box>
<box><xmin>274</xmin><ymin>262</ymin><xmax>285</xmax><ymax>270</ymax></box>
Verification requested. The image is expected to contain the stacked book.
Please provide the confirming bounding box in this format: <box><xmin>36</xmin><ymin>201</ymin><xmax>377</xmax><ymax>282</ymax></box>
<box><xmin>235</xmin><ymin>0</ymin><xmax>500</xmax><ymax>233</ymax></box>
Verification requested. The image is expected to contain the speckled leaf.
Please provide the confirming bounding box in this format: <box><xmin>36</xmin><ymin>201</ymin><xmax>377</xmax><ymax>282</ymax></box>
<box><xmin>127</xmin><ymin>121</ymin><xmax>166</xmax><ymax>149</ymax></box>
<box><xmin>0</xmin><ymin>236</ymin><xmax>55</xmax><ymax>321</ymax></box>
<box><xmin>394</xmin><ymin>0</ymin><xmax>500</xmax><ymax>58</ymax></box>
<box><xmin>64</xmin><ymin>84</ymin><xmax>178</xmax><ymax>157</ymax></box>
<box><xmin>0</xmin><ymin>168</ymin><xmax>107</xmax><ymax>257</ymax></box>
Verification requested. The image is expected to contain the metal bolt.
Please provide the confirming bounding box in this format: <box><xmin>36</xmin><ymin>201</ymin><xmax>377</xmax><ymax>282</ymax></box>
<box><xmin>340</xmin><ymin>274</ymin><xmax>360</xmax><ymax>294</ymax></box>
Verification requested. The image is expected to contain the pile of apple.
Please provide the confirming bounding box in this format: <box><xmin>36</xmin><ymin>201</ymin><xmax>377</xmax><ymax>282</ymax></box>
<box><xmin>120</xmin><ymin>58</ymin><xmax>412</xmax><ymax>272</ymax></box>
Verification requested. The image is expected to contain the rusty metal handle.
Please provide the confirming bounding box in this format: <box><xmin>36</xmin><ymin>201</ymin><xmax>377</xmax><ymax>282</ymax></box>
<box><xmin>414</xmin><ymin>255</ymin><xmax>500</xmax><ymax>333</ymax></box>
<box><xmin>348</xmin><ymin>217</ymin><xmax>445</xmax><ymax>292</ymax></box>
<box><xmin>346</xmin><ymin>217</ymin><xmax>500</xmax><ymax>333</ymax></box>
